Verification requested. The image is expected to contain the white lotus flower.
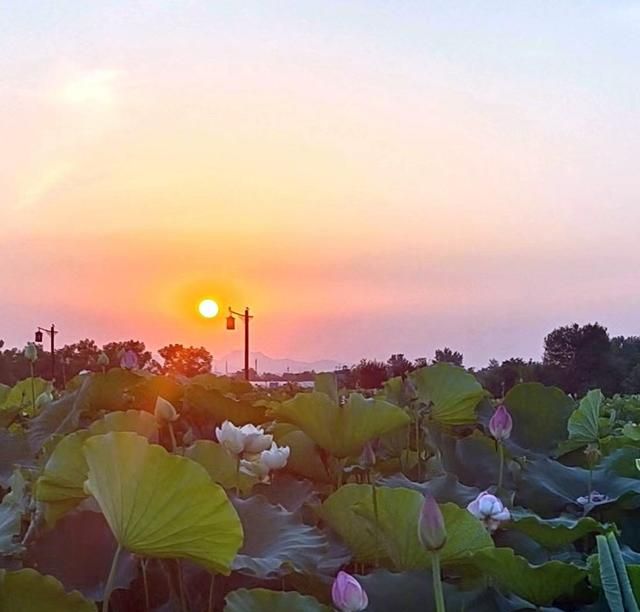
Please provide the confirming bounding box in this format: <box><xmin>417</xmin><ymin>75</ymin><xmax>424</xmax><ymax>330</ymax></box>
<box><xmin>240</xmin><ymin>424</ymin><xmax>273</xmax><ymax>453</ymax></box>
<box><xmin>467</xmin><ymin>491</ymin><xmax>510</xmax><ymax>532</ymax></box>
<box><xmin>215</xmin><ymin>420</ymin><xmax>273</xmax><ymax>455</ymax></box>
<box><xmin>154</xmin><ymin>396</ymin><xmax>178</xmax><ymax>423</ymax></box>
<box><xmin>239</xmin><ymin>458</ymin><xmax>271</xmax><ymax>482</ymax></box>
<box><xmin>260</xmin><ymin>442</ymin><xmax>290</xmax><ymax>471</ymax></box>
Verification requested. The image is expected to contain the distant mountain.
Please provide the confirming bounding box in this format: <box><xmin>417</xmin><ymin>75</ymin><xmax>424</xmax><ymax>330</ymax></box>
<box><xmin>216</xmin><ymin>350</ymin><xmax>341</xmax><ymax>375</ymax></box>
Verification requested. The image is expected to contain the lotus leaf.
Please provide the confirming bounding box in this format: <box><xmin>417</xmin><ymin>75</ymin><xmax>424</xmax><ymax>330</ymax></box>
<box><xmin>83</xmin><ymin>432</ymin><xmax>243</xmax><ymax>573</ymax></box>
<box><xmin>270</xmin><ymin>392</ymin><xmax>410</xmax><ymax>458</ymax></box>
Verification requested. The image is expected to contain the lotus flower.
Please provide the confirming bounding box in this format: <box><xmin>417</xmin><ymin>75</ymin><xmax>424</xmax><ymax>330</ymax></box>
<box><xmin>467</xmin><ymin>491</ymin><xmax>510</xmax><ymax>532</ymax></box>
<box><xmin>120</xmin><ymin>350</ymin><xmax>139</xmax><ymax>370</ymax></box>
<box><xmin>239</xmin><ymin>457</ymin><xmax>271</xmax><ymax>481</ymax></box>
<box><xmin>489</xmin><ymin>404</ymin><xmax>512</xmax><ymax>441</ymax></box>
<box><xmin>23</xmin><ymin>343</ymin><xmax>38</xmax><ymax>363</ymax></box>
<box><xmin>155</xmin><ymin>396</ymin><xmax>178</xmax><ymax>423</ymax></box>
<box><xmin>331</xmin><ymin>571</ymin><xmax>368</xmax><ymax>612</ymax></box>
<box><xmin>259</xmin><ymin>442</ymin><xmax>290</xmax><ymax>470</ymax></box>
<box><xmin>35</xmin><ymin>390</ymin><xmax>54</xmax><ymax>409</ymax></box>
<box><xmin>215</xmin><ymin>420</ymin><xmax>273</xmax><ymax>455</ymax></box>
<box><xmin>417</xmin><ymin>493</ymin><xmax>447</xmax><ymax>551</ymax></box>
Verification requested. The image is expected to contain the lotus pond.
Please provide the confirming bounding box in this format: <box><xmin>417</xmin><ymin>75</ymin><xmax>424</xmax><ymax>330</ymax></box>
<box><xmin>1</xmin><ymin>363</ymin><xmax>639</xmax><ymax>611</ymax></box>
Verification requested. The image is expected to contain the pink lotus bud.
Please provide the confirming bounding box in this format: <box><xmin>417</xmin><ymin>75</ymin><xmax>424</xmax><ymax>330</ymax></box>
<box><xmin>489</xmin><ymin>405</ymin><xmax>512</xmax><ymax>441</ymax></box>
<box><xmin>417</xmin><ymin>493</ymin><xmax>447</xmax><ymax>551</ymax></box>
<box><xmin>467</xmin><ymin>491</ymin><xmax>510</xmax><ymax>532</ymax></box>
<box><xmin>331</xmin><ymin>571</ymin><xmax>368</xmax><ymax>612</ymax></box>
<box><xmin>120</xmin><ymin>350</ymin><xmax>139</xmax><ymax>370</ymax></box>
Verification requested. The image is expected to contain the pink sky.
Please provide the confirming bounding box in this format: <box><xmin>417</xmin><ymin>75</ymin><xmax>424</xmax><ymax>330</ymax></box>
<box><xmin>2</xmin><ymin>2</ymin><xmax>640</xmax><ymax>366</ymax></box>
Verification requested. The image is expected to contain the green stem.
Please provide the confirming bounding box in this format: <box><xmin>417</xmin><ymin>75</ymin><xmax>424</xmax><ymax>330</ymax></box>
<box><xmin>431</xmin><ymin>552</ymin><xmax>446</xmax><ymax>612</ymax></box>
<box><xmin>336</xmin><ymin>458</ymin><xmax>346</xmax><ymax>490</ymax></box>
<box><xmin>497</xmin><ymin>442</ymin><xmax>505</xmax><ymax>490</ymax></box>
<box><xmin>29</xmin><ymin>363</ymin><xmax>36</xmax><ymax>415</ymax></box>
<box><xmin>168</xmin><ymin>423</ymin><xmax>177</xmax><ymax>453</ymax></box>
<box><xmin>588</xmin><ymin>467</ymin><xmax>593</xmax><ymax>500</ymax></box>
<box><xmin>372</xmin><ymin>482</ymin><xmax>380</xmax><ymax>568</ymax></box>
<box><xmin>177</xmin><ymin>560</ymin><xmax>187</xmax><ymax>612</ymax></box>
<box><xmin>207</xmin><ymin>574</ymin><xmax>215</xmax><ymax>612</ymax></box>
<box><xmin>141</xmin><ymin>559</ymin><xmax>150</xmax><ymax>611</ymax></box>
<box><xmin>415</xmin><ymin>415</ymin><xmax>421</xmax><ymax>480</ymax></box>
<box><xmin>102</xmin><ymin>544</ymin><xmax>122</xmax><ymax>612</ymax></box>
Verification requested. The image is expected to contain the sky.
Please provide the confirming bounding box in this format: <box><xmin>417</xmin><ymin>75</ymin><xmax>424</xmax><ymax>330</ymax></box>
<box><xmin>2</xmin><ymin>1</ymin><xmax>640</xmax><ymax>368</ymax></box>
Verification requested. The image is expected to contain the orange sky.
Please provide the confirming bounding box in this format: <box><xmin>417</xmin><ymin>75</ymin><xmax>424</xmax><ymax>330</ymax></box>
<box><xmin>2</xmin><ymin>2</ymin><xmax>640</xmax><ymax>366</ymax></box>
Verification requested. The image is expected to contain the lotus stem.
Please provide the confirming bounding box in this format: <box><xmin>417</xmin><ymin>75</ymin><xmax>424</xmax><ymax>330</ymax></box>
<box><xmin>207</xmin><ymin>574</ymin><xmax>215</xmax><ymax>612</ymax></box>
<box><xmin>497</xmin><ymin>442</ymin><xmax>505</xmax><ymax>490</ymax></box>
<box><xmin>102</xmin><ymin>544</ymin><xmax>122</xmax><ymax>612</ymax></box>
<box><xmin>29</xmin><ymin>362</ymin><xmax>36</xmax><ymax>415</ymax></box>
<box><xmin>168</xmin><ymin>422</ymin><xmax>177</xmax><ymax>453</ymax></box>
<box><xmin>431</xmin><ymin>551</ymin><xmax>446</xmax><ymax>612</ymax></box>
<box><xmin>141</xmin><ymin>558</ymin><xmax>150</xmax><ymax>611</ymax></box>
<box><xmin>177</xmin><ymin>560</ymin><xmax>187</xmax><ymax>612</ymax></box>
<box><xmin>588</xmin><ymin>467</ymin><xmax>593</xmax><ymax>500</ymax></box>
<box><xmin>415</xmin><ymin>414</ymin><xmax>421</xmax><ymax>480</ymax></box>
<box><xmin>372</xmin><ymin>481</ymin><xmax>380</xmax><ymax>568</ymax></box>
<box><xmin>336</xmin><ymin>458</ymin><xmax>347</xmax><ymax>489</ymax></box>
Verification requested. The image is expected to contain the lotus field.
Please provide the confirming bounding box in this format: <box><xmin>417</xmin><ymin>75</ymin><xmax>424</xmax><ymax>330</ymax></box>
<box><xmin>2</xmin><ymin>360</ymin><xmax>640</xmax><ymax>611</ymax></box>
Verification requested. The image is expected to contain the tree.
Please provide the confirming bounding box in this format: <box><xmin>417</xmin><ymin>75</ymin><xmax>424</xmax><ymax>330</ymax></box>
<box><xmin>433</xmin><ymin>347</ymin><xmax>463</xmax><ymax>367</ymax></box>
<box><xmin>58</xmin><ymin>339</ymin><xmax>101</xmax><ymax>380</ymax></box>
<box><xmin>102</xmin><ymin>340</ymin><xmax>153</xmax><ymax>370</ymax></box>
<box><xmin>353</xmin><ymin>359</ymin><xmax>388</xmax><ymax>389</ymax></box>
<box><xmin>156</xmin><ymin>344</ymin><xmax>213</xmax><ymax>377</ymax></box>
<box><xmin>543</xmin><ymin>322</ymin><xmax>613</xmax><ymax>395</ymax></box>
<box><xmin>387</xmin><ymin>353</ymin><xmax>413</xmax><ymax>378</ymax></box>
<box><xmin>622</xmin><ymin>364</ymin><xmax>640</xmax><ymax>394</ymax></box>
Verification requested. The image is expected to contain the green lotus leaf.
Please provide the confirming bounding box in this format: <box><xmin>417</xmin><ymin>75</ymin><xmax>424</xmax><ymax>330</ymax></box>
<box><xmin>0</xmin><ymin>430</ymin><xmax>31</xmax><ymax>487</ymax></box>
<box><xmin>567</xmin><ymin>389</ymin><xmax>604</xmax><ymax>445</ymax></box>
<box><xmin>224</xmin><ymin>588</ymin><xmax>331</xmax><ymax>612</ymax></box>
<box><xmin>504</xmin><ymin>383</ymin><xmax>575</xmax><ymax>453</ymax></box>
<box><xmin>190</xmin><ymin>373</ymin><xmax>253</xmax><ymax>395</ymax></box>
<box><xmin>270</xmin><ymin>392</ymin><xmax>410</xmax><ymax>458</ymax></box>
<box><xmin>314</xmin><ymin>372</ymin><xmax>338</xmax><ymax>404</ymax></box>
<box><xmin>470</xmin><ymin>547</ymin><xmax>587</xmax><ymax>605</ymax></box>
<box><xmin>319</xmin><ymin>484</ymin><xmax>493</xmax><ymax>569</ymax></box>
<box><xmin>411</xmin><ymin>363</ymin><xmax>487</xmax><ymax>426</ymax></box>
<box><xmin>0</xmin><ymin>470</ymin><xmax>28</xmax><ymax>555</ymax></box>
<box><xmin>623</xmin><ymin>423</ymin><xmax>640</xmax><ymax>442</ymax></box>
<box><xmin>36</xmin><ymin>410</ymin><xmax>158</xmax><ymax>525</ymax></box>
<box><xmin>0</xmin><ymin>383</ymin><xmax>9</xmax><ymax>405</ymax></box>
<box><xmin>272</xmin><ymin>423</ymin><xmax>331</xmax><ymax>483</ymax></box>
<box><xmin>71</xmin><ymin>368</ymin><xmax>144</xmax><ymax>416</ymax></box>
<box><xmin>0</xmin><ymin>378</ymin><xmax>50</xmax><ymax>414</ymax></box>
<box><xmin>231</xmin><ymin>495</ymin><xmax>329</xmax><ymax>578</ymax></box>
<box><xmin>0</xmin><ymin>568</ymin><xmax>96</xmax><ymax>612</ymax></box>
<box><xmin>83</xmin><ymin>432</ymin><xmax>243</xmax><ymax>573</ymax></box>
<box><xmin>507</xmin><ymin>508</ymin><xmax>611</xmax><ymax>548</ymax></box>
<box><xmin>184</xmin><ymin>385</ymin><xmax>267</xmax><ymax>425</ymax></box>
<box><xmin>184</xmin><ymin>440</ymin><xmax>257</xmax><ymax>494</ymax></box>
<box><xmin>25</xmin><ymin>510</ymin><xmax>137</xmax><ymax>601</ymax></box>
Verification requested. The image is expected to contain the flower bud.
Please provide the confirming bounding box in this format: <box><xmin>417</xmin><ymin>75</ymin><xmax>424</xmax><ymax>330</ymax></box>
<box><xmin>97</xmin><ymin>352</ymin><xmax>110</xmax><ymax>367</ymax></box>
<box><xmin>260</xmin><ymin>442</ymin><xmax>290</xmax><ymax>471</ymax></box>
<box><xmin>489</xmin><ymin>405</ymin><xmax>513</xmax><ymax>441</ymax></box>
<box><xmin>24</xmin><ymin>343</ymin><xmax>38</xmax><ymax>363</ymax></box>
<box><xmin>467</xmin><ymin>491</ymin><xmax>510</xmax><ymax>532</ymax></box>
<box><xmin>418</xmin><ymin>493</ymin><xmax>447</xmax><ymax>551</ymax></box>
<box><xmin>331</xmin><ymin>571</ymin><xmax>368</xmax><ymax>612</ymax></box>
<box><xmin>120</xmin><ymin>350</ymin><xmax>138</xmax><ymax>370</ymax></box>
<box><xmin>584</xmin><ymin>443</ymin><xmax>601</xmax><ymax>466</ymax></box>
<box><xmin>155</xmin><ymin>396</ymin><xmax>178</xmax><ymax>423</ymax></box>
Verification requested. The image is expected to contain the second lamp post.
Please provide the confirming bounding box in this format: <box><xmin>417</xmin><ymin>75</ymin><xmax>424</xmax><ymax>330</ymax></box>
<box><xmin>226</xmin><ymin>307</ymin><xmax>253</xmax><ymax>381</ymax></box>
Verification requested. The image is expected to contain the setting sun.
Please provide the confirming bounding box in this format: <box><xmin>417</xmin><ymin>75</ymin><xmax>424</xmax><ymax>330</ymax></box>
<box><xmin>198</xmin><ymin>298</ymin><xmax>219</xmax><ymax>319</ymax></box>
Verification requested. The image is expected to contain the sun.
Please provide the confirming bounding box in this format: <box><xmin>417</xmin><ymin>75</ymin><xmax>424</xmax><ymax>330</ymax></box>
<box><xmin>198</xmin><ymin>298</ymin><xmax>219</xmax><ymax>319</ymax></box>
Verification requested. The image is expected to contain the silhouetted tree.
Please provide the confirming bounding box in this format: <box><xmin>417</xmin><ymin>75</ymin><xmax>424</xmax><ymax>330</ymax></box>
<box><xmin>102</xmin><ymin>340</ymin><xmax>153</xmax><ymax>370</ymax></box>
<box><xmin>433</xmin><ymin>347</ymin><xmax>463</xmax><ymax>366</ymax></box>
<box><xmin>353</xmin><ymin>359</ymin><xmax>388</xmax><ymax>389</ymax></box>
<box><xmin>156</xmin><ymin>344</ymin><xmax>212</xmax><ymax>377</ymax></box>
<box><xmin>387</xmin><ymin>353</ymin><xmax>413</xmax><ymax>378</ymax></box>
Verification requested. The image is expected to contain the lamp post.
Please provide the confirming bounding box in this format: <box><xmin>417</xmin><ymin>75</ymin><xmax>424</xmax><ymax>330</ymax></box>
<box><xmin>35</xmin><ymin>324</ymin><xmax>58</xmax><ymax>382</ymax></box>
<box><xmin>226</xmin><ymin>307</ymin><xmax>253</xmax><ymax>381</ymax></box>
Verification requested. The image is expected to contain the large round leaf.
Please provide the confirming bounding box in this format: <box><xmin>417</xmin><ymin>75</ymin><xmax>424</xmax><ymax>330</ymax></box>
<box><xmin>567</xmin><ymin>389</ymin><xmax>604</xmax><ymax>445</ymax></box>
<box><xmin>272</xmin><ymin>423</ymin><xmax>331</xmax><ymax>483</ymax></box>
<box><xmin>83</xmin><ymin>432</ymin><xmax>243</xmax><ymax>574</ymax></box>
<box><xmin>504</xmin><ymin>383</ymin><xmax>574</xmax><ymax>453</ymax></box>
<box><xmin>270</xmin><ymin>392</ymin><xmax>410</xmax><ymax>458</ymax></box>
<box><xmin>231</xmin><ymin>495</ymin><xmax>329</xmax><ymax>578</ymax></box>
<box><xmin>319</xmin><ymin>484</ymin><xmax>493</xmax><ymax>570</ymax></box>
<box><xmin>185</xmin><ymin>440</ymin><xmax>257</xmax><ymax>494</ymax></box>
<box><xmin>0</xmin><ymin>568</ymin><xmax>96</xmax><ymax>611</ymax></box>
<box><xmin>0</xmin><ymin>378</ymin><xmax>50</xmax><ymax>414</ymax></box>
<box><xmin>224</xmin><ymin>588</ymin><xmax>331</xmax><ymax>612</ymax></box>
<box><xmin>36</xmin><ymin>410</ymin><xmax>158</xmax><ymax>525</ymax></box>
<box><xmin>411</xmin><ymin>363</ymin><xmax>487</xmax><ymax>426</ymax></box>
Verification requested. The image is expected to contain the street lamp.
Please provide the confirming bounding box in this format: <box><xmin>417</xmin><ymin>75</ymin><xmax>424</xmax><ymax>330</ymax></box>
<box><xmin>35</xmin><ymin>324</ymin><xmax>58</xmax><ymax>382</ymax></box>
<box><xmin>226</xmin><ymin>307</ymin><xmax>253</xmax><ymax>381</ymax></box>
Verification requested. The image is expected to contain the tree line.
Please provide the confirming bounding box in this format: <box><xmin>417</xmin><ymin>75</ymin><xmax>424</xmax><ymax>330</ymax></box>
<box><xmin>1</xmin><ymin>322</ymin><xmax>639</xmax><ymax>397</ymax></box>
